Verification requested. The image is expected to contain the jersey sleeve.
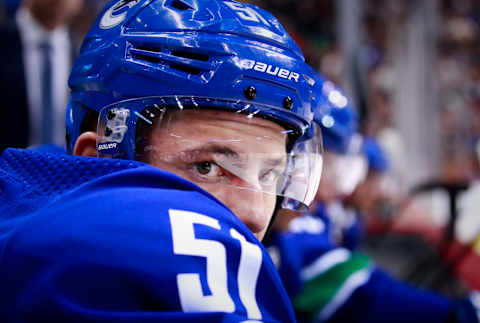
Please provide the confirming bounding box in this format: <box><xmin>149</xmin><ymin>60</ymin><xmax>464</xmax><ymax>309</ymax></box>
<box><xmin>0</xmin><ymin>168</ymin><xmax>295</xmax><ymax>323</ymax></box>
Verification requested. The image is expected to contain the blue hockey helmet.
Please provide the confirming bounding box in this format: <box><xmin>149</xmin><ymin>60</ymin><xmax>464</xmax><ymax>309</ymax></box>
<box><xmin>313</xmin><ymin>77</ymin><xmax>358</xmax><ymax>155</ymax></box>
<box><xmin>66</xmin><ymin>0</ymin><xmax>322</xmax><ymax>209</ymax></box>
<box><xmin>363</xmin><ymin>136</ymin><xmax>389</xmax><ymax>173</ymax></box>
<box><xmin>312</xmin><ymin>74</ymin><xmax>367</xmax><ymax>196</ymax></box>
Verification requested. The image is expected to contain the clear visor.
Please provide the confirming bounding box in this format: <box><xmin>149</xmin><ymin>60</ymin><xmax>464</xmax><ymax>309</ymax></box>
<box><xmin>96</xmin><ymin>97</ymin><xmax>323</xmax><ymax>209</ymax></box>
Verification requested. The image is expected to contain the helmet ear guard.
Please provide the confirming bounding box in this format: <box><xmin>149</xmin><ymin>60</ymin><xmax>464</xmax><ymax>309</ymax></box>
<box><xmin>66</xmin><ymin>98</ymin><xmax>91</xmax><ymax>155</ymax></box>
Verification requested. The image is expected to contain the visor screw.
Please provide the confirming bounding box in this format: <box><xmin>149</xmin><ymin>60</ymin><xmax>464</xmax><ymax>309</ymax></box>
<box><xmin>107</xmin><ymin>110</ymin><xmax>116</xmax><ymax>120</ymax></box>
<box><xmin>105</xmin><ymin>127</ymin><xmax>113</xmax><ymax>137</ymax></box>
<box><xmin>244</xmin><ymin>86</ymin><xmax>257</xmax><ymax>100</ymax></box>
<box><xmin>283</xmin><ymin>96</ymin><xmax>293</xmax><ymax>110</ymax></box>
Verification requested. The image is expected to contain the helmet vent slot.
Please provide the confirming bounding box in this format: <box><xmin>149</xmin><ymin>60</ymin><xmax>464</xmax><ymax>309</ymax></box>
<box><xmin>135</xmin><ymin>45</ymin><xmax>161</xmax><ymax>53</ymax></box>
<box><xmin>171</xmin><ymin>49</ymin><xmax>209</xmax><ymax>62</ymax></box>
<box><xmin>169</xmin><ymin>0</ymin><xmax>192</xmax><ymax>11</ymax></box>
<box><xmin>131</xmin><ymin>45</ymin><xmax>161</xmax><ymax>64</ymax></box>
<box><xmin>129</xmin><ymin>44</ymin><xmax>212</xmax><ymax>76</ymax></box>
<box><xmin>132</xmin><ymin>53</ymin><xmax>161</xmax><ymax>64</ymax></box>
<box><xmin>170</xmin><ymin>63</ymin><xmax>201</xmax><ymax>75</ymax></box>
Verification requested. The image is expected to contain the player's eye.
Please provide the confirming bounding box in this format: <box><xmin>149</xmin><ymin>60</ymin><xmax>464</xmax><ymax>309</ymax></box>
<box><xmin>193</xmin><ymin>161</ymin><xmax>223</xmax><ymax>178</ymax></box>
<box><xmin>259</xmin><ymin>168</ymin><xmax>282</xmax><ymax>190</ymax></box>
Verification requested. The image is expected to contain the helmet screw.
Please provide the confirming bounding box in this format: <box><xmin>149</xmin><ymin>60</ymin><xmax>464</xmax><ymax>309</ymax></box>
<box><xmin>105</xmin><ymin>127</ymin><xmax>113</xmax><ymax>136</ymax></box>
<box><xmin>244</xmin><ymin>86</ymin><xmax>257</xmax><ymax>100</ymax></box>
<box><xmin>107</xmin><ymin>110</ymin><xmax>116</xmax><ymax>120</ymax></box>
<box><xmin>283</xmin><ymin>96</ymin><xmax>293</xmax><ymax>110</ymax></box>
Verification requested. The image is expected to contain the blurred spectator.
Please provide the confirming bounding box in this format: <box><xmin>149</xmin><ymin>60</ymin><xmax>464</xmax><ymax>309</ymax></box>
<box><xmin>0</xmin><ymin>0</ymin><xmax>83</xmax><ymax>152</ymax></box>
<box><xmin>69</xmin><ymin>0</ymin><xmax>109</xmax><ymax>52</ymax></box>
<box><xmin>347</xmin><ymin>136</ymin><xmax>394</xmax><ymax>229</ymax></box>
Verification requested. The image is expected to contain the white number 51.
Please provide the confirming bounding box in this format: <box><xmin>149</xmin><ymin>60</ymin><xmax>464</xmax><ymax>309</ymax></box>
<box><xmin>224</xmin><ymin>1</ymin><xmax>271</xmax><ymax>27</ymax></box>
<box><xmin>169</xmin><ymin>209</ymin><xmax>263</xmax><ymax>320</ymax></box>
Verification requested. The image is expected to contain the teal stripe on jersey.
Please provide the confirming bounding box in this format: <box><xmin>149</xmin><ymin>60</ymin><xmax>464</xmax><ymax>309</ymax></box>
<box><xmin>294</xmin><ymin>252</ymin><xmax>372</xmax><ymax>321</ymax></box>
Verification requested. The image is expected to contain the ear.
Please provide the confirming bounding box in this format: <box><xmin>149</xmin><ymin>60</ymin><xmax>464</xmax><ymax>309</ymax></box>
<box><xmin>73</xmin><ymin>132</ymin><xmax>97</xmax><ymax>157</ymax></box>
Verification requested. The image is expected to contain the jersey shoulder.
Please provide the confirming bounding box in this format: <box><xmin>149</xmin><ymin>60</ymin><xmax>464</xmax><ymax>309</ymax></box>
<box><xmin>0</xmin><ymin>156</ymin><xmax>294</xmax><ymax>322</ymax></box>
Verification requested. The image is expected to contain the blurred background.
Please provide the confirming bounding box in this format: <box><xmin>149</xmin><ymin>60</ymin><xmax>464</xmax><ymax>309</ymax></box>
<box><xmin>1</xmin><ymin>0</ymin><xmax>479</xmax><ymax>296</ymax></box>
<box><xmin>241</xmin><ymin>0</ymin><xmax>480</xmax><ymax>189</ymax></box>
<box><xmin>244</xmin><ymin>0</ymin><xmax>480</xmax><ymax>297</ymax></box>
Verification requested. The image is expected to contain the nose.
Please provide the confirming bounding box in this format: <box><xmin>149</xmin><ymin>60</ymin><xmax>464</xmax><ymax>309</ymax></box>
<box><xmin>223</xmin><ymin>183</ymin><xmax>273</xmax><ymax>237</ymax></box>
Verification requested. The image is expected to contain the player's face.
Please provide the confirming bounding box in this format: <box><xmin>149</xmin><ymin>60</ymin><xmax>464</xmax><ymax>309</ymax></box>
<box><xmin>146</xmin><ymin>110</ymin><xmax>287</xmax><ymax>241</ymax></box>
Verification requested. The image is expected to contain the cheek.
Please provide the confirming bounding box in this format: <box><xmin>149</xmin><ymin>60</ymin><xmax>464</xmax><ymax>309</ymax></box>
<box><xmin>208</xmin><ymin>187</ymin><xmax>274</xmax><ymax>234</ymax></box>
<box><xmin>264</xmin><ymin>193</ymin><xmax>277</xmax><ymax>216</ymax></box>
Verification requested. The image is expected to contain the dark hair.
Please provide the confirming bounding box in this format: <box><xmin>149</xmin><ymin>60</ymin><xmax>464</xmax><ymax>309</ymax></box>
<box><xmin>80</xmin><ymin>109</ymin><xmax>99</xmax><ymax>134</ymax></box>
<box><xmin>65</xmin><ymin>107</ymin><xmax>99</xmax><ymax>148</ymax></box>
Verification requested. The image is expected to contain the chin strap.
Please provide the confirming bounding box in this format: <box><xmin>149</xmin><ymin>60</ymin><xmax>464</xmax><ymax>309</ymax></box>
<box><xmin>261</xmin><ymin>196</ymin><xmax>283</xmax><ymax>243</ymax></box>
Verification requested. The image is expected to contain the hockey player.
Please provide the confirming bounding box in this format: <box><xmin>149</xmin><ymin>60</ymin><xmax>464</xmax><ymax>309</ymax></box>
<box><xmin>0</xmin><ymin>0</ymin><xmax>323</xmax><ymax>322</ymax></box>
<box><xmin>339</xmin><ymin>135</ymin><xmax>392</xmax><ymax>250</ymax></box>
<box><xmin>265</xmin><ymin>75</ymin><xmax>480</xmax><ymax>323</ymax></box>
<box><xmin>312</xmin><ymin>79</ymin><xmax>368</xmax><ymax>250</ymax></box>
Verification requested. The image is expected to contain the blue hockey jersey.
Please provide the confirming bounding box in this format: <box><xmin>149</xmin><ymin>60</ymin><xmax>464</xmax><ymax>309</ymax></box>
<box><xmin>265</xmin><ymin>214</ymin><xmax>480</xmax><ymax>323</ymax></box>
<box><xmin>0</xmin><ymin>148</ymin><xmax>296</xmax><ymax>323</ymax></box>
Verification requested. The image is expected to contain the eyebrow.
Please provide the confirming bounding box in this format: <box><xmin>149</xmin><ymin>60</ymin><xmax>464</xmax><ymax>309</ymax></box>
<box><xmin>181</xmin><ymin>144</ymin><xmax>285</xmax><ymax>167</ymax></box>
<box><xmin>264</xmin><ymin>157</ymin><xmax>286</xmax><ymax>169</ymax></box>
<box><xmin>180</xmin><ymin>144</ymin><xmax>240</xmax><ymax>159</ymax></box>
